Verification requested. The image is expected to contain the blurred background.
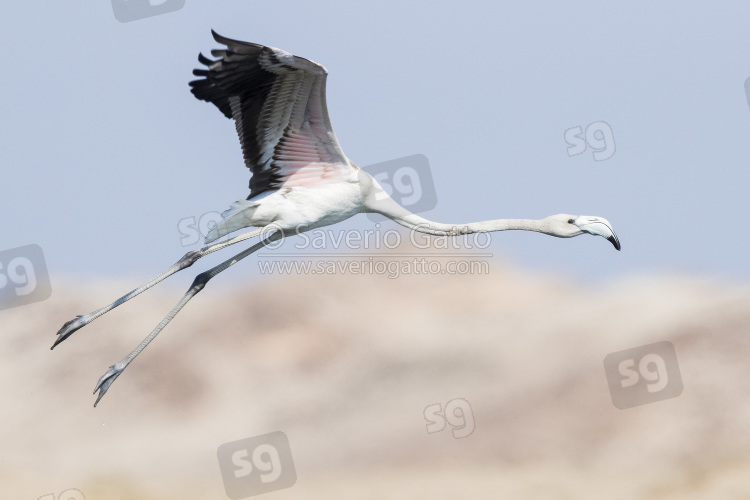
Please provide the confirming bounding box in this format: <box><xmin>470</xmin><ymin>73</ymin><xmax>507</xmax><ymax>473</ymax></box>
<box><xmin>2</xmin><ymin>1</ymin><xmax>750</xmax><ymax>498</ymax></box>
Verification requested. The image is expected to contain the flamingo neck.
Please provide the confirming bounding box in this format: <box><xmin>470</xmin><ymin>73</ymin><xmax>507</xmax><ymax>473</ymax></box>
<box><xmin>385</xmin><ymin>212</ymin><xmax>549</xmax><ymax>236</ymax></box>
<box><xmin>361</xmin><ymin>176</ymin><xmax>553</xmax><ymax>237</ymax></box>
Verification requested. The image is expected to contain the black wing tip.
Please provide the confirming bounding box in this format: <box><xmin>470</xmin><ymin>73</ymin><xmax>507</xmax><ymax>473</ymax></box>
<box><xmin>211</xmin><ymin>29</ymin><xmax>242</xmax><ymax>47</ymax></box>
<box><xmin>198</xmin><ymin>52</ymin><xmax>214</xmax><ymax>66</ymax></box>
<box><xmin>210</xmin><ymin>29</ymin><xmax>225</xmax><ymax>43</ymax></box>
<box><xmin>210</xmin><ymin>29</ymin><xmax>264</xmax><ymax>51</ymax></box>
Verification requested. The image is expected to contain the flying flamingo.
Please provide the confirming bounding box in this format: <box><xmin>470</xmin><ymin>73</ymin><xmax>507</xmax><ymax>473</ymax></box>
<box><xmin>52</xmin><ymin>31</ymin><xmax>621</xmax><ymax>406</ymax></box>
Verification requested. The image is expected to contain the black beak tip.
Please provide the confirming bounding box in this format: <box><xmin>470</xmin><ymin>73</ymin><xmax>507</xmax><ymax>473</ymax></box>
<box><xmin>608</xmin><ymin>236</ymin><xmax>621</xmax><ymax>251</ymax></box>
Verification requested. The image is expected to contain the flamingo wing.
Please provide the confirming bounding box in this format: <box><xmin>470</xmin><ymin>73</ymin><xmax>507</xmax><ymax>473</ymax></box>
<box><xmin>190</xmin><ymin>31</ymin><xmax>355</xmax><ymax>198</ymax></box>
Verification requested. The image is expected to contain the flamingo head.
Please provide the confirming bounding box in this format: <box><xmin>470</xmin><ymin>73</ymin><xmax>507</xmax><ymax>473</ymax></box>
<box><xmin>546</xmin><ymin>214</ymin><xmax>621</xmax><ymax>250</ymax></box>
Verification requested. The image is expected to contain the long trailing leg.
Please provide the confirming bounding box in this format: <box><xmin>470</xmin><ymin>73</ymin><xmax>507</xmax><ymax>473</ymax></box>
<box><xmin>91</xmin><ymin>229</ymin><xmax>282</xmax><ymax>406</ymax></box>
<box><xmin>52</xmin><ymin>227</ymin><xmax>272</xmax><ymax>349</ymax></box>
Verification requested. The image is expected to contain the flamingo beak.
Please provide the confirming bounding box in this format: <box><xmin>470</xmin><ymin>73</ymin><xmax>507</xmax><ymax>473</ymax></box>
<box><xmin>607</xmin><ymin>234</ymin><xmax>621</xmax><ymax>251</ymax></box>
<box><xmin>573</xmin><ymin>216</ymin><xmax>621</xmax><ymax>251</ymax></box>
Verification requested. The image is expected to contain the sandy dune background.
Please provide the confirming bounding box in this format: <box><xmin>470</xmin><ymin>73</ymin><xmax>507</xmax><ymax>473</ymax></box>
<box><xmin>3</xmin><ymin>251</ymin><xmax>750</xmax><ymax>499</ymax></box>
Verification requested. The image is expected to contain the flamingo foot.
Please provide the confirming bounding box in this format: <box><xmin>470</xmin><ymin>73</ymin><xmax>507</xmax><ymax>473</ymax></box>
<box><xmin>93</xmin><ymin>362</ymin><xmax>126</xmax><ymax>407</ymax></box>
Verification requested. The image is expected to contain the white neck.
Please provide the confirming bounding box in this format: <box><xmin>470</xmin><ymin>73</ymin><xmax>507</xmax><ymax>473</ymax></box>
<box><xmin>384</xmin><ymin>211</ymin><xmax>552</xmax><ymax>237</ymax></box>
<box><xmin>361</xmin><ymin>178</ymin><xmax>557</xmax><ymax>236</ymax></box>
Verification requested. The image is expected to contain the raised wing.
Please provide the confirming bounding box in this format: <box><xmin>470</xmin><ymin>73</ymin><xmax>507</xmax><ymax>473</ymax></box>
<box><xmin>190</xmin><ymin>31</ymin><xmax>354</xmax><ymax>198</ymax></box>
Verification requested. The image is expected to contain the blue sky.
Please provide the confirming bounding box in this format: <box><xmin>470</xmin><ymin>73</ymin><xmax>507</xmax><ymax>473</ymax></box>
<box><xmin>3</xmin><ymin>1</ymin><xmax>750</xmax><ymax>286</ymax></box>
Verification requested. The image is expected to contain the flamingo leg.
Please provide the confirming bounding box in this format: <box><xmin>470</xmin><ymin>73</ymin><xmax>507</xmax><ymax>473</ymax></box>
<box><xmin>92</xmin><ymin>229</ymin><xmax>282</xmax><ymax>406</ymax></box>
<box><xmin>52</xmin><ymin>227</ymin><xmax>270</xmax><ymax>350</ymax></box>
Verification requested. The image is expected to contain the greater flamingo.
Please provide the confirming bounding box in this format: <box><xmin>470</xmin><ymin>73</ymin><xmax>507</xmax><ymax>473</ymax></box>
<box><xmin>52</xmin><ymin>31</ymin><xmax>620</xmax><ymax>406</ymax></box>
